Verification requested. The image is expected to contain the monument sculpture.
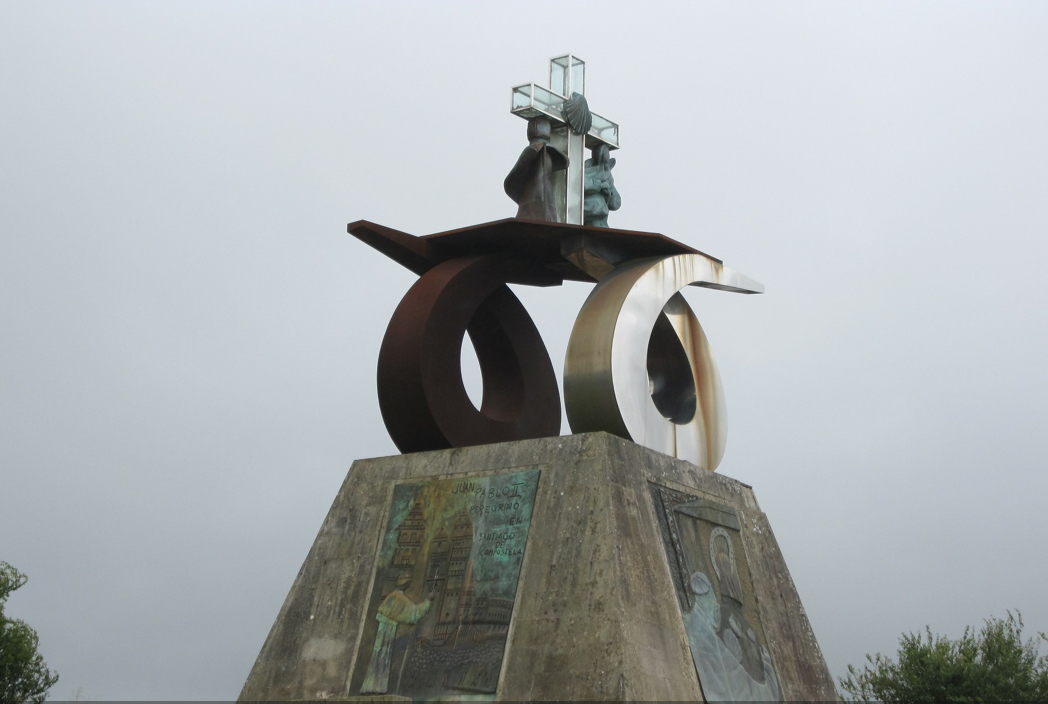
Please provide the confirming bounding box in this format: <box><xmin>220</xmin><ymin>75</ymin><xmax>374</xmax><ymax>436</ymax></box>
<box><xmin>239</xmin><ymin>55</ymin><xmax>837</xmax><ymax>702</ymax></box>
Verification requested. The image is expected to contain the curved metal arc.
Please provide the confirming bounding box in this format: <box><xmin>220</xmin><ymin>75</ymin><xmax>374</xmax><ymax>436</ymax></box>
<box><xmin>562</xmin><ymin>260</ymin><xmax>648</xmax><ymax>439</ymax></box>
<box><xmin>564</xmin><ymin>254</ymin><xmax>761</xmax><ymax>470</ymax></box>
<box><xmin>688</xmin><ymin>268</ymin><xmax>765</xmax><ymax>295</ymax></box>
<box><xmin>378</xmin><ymin>254</ymin><xmax>561</xmax><ymax>453</ymax></box>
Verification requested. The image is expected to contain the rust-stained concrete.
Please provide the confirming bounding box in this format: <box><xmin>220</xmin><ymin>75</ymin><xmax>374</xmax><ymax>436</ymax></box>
<box><xmin>238</xmin><ymin>433</ymin><xmax>837</xmax><ymax>701</ymax></box>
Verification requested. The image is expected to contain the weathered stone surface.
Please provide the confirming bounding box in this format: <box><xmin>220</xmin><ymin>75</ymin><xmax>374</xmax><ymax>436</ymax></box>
<box><xmin>239</xmin><ymin>432</ymin><xmax>837</xmax><ymax>701</ymax></box>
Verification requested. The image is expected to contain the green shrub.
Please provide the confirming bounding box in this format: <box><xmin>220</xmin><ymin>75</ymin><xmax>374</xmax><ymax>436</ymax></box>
<box><xmin>841</xmin><ymin>612</ymin><xmax>1048</xmax><ymax>702</ymax></box>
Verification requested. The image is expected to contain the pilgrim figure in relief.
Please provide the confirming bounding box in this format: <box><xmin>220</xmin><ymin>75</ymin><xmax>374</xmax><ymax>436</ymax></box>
<box><xmin>360</xmin><ymin>572</ymin><xmax>434</xmax><ymax>694</ymax></box>
<box><xmin>682</xmin><ymin>526</ymin><xmax>781</xmax><ymax>702</ymax></box>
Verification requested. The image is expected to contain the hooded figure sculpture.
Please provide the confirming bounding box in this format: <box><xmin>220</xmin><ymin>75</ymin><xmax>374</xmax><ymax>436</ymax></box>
<box><xmin>504</xmin><ymin>116</ymin><xmax>567</xmax><ymax>221</ymax></box>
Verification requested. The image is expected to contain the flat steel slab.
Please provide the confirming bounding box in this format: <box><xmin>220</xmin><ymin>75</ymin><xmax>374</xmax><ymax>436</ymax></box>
<box><xmin>348</xmin><ymin>218</ymin><xmax>721</xmax><ymax>284</ymax></box>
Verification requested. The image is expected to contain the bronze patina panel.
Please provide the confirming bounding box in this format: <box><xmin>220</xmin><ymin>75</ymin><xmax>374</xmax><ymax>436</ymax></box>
<box><xmin>650</xmin><ymin>482</ymin><xmax>782</xmax><ymax>702</ymax></box>
<box><xmin>349</xmin><ymin>470</ymin><xmax>540</xmax><ymax>699</ymax></box>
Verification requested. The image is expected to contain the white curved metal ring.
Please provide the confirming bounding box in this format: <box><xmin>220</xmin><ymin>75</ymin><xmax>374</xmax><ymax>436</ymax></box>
<box><xmin>564</xmin><ymin>254</ymin><xmax>763</xmax><ymax>470</ymax></box>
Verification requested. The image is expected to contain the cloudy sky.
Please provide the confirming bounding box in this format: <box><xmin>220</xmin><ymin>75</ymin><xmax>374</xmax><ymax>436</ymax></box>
<box><xmin>2</xmin><ymin>1</ymin><xmax>1047</xmax><ymax>699</ymax></box>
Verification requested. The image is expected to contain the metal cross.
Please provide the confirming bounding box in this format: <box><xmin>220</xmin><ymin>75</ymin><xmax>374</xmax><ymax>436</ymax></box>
<box><xmin>510</xmin><ymin>55</ymin><xmax>620</xmax><ymax>225</ymax></box>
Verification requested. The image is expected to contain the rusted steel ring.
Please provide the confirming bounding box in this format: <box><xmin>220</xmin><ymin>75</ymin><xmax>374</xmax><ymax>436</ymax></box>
<box><xmin>378</xmin><ymin>254</ymin><xmax>561</xmax><ymax>453</ymax></box>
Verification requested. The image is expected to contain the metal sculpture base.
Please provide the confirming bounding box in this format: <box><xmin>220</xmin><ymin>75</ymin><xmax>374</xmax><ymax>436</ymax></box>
<box><xmin>349</xmin><ymin>218</ymin><xmax>762</xmax><ymax>466</ymax></box>
<box><xmin>238</xmin><ymin>433</ymin><xmax>836</xmax><ymax>702</ymax></box>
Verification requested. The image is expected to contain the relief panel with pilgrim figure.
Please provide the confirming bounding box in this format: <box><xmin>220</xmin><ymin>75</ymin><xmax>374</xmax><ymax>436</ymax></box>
<box><xmin>650</xmin><ymin>482</ymin><xmax>782</xmax><ymax>702</ymax></box>
<box><xmin>348</xmin><ymin>469</ymin><xmax>540</xmax><ymax>700</ymax></box>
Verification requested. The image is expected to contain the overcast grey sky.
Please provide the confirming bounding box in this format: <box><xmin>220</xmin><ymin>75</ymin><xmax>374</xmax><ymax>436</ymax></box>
<box><xmin>2</xmin><ymin>1</ymin><xmax>1047</xmax><ymax>699</ymax></box>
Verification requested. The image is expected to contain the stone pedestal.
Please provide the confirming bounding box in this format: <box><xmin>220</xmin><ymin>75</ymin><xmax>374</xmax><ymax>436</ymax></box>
<box><xmin>239</xmin><ymin>432</ymin><xmax>836</xmax><ymax>701</ymax></box>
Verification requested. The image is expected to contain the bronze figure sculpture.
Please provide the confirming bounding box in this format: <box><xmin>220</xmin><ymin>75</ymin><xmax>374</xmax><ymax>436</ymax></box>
<box><xmin>583</xmin><ymin>144</ymin><xmax>621</xmax><ymax>227</ymax></box>
<box><xmin>503</xmin><ymin>116</ymin><xmax>567</xmax><ymax>221</ymax></box>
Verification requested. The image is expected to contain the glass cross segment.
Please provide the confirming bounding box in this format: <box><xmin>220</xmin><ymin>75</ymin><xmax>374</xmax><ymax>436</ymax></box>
<box><xmin>550</xmin><ymin>54</ymin><xmax>585</xmax><ymax>97</ymax></box>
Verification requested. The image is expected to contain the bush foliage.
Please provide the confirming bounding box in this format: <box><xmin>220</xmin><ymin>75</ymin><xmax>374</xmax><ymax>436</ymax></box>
<box><xmin>0</xmin><ymin>562</ymin><xmax>58</xmax><ymax>704</ymax></box>
<box><xmin>841</xmin><ymin>612</ymin><xmax>1048</xmax><ymax>702</ymax></box>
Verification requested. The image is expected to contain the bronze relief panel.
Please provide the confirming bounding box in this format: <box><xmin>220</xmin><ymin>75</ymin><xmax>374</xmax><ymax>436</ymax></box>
<box><xmin>650</xmin><ymin>482</ymin><xmax>782</xmax><ymax>702</ymax></box>
<box><xmin>349</xmin><ymin>469</ymin><xmax>540</xmax><ymax>699</ymax></box>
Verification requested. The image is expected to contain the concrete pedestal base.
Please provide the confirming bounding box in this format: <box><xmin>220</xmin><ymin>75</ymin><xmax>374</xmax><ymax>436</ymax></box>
<box><xmin>239</xmin><ymin>433</ymin><xmax>836</xmax><ymax>701</ymax></box>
